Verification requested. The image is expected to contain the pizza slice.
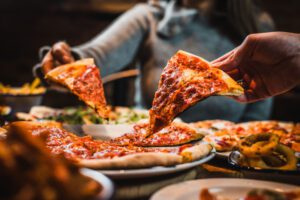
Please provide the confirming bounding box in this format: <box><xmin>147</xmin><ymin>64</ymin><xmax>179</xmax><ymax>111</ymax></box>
<box><xmin>45</xmin><ymin>59</ymin><xmax>109</xmax><ymax>118</ymax></box>
<box><xmin>148</xmin><ymin>50</ymin><xmax>244</xmax><ymax>136</ymax></box>
<box><xmin>190</xmin><ymin>120</ymin><xmax>238</xmax><ymax>152</ymax></box>
<box><xmin>234</xmin><ymin>121</ymin><xmax>294</xmax><ymax>137</ymax></box>
<box><xmin>190</xmin><ymin>120</ymin><xmax>235</xmax><ymax>135</ymax></box>
<box><xmin>203</xmin><ymin>129</ymin><xmax>240</xmax><ymax>152</ymax></box>
<box><xmin>112</xmin><ymin>122</ymin><xmax>204</xmax><ymax>147</ymax></box>
<box><xmin>9</xmin><ymin>121</ymin><xmax>213</xmax><ymax>169</ymax></box>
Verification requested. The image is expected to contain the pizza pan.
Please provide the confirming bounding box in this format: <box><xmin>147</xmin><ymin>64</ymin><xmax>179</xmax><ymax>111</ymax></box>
<box><xmin>228</xmin><ymin>151</ymin><xmax>300</xmax><ymax>185</ymax></box>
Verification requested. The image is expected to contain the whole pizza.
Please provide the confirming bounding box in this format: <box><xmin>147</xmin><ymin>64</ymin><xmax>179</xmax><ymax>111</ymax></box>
<box><xmin>7</xmin><ymin>121</ymin><xmax>213</xmax><ymax>169</ymax></box>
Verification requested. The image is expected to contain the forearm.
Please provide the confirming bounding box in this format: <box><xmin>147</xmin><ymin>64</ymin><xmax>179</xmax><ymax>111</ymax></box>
<box><xmin>72</xmin><ymin>4</ymin><xmax>159</xmax><ymax>77</ymax></box>
<box><xmin>292</xmin><ymin>33</ymin><xmax>300</xmax><ymax>82</ymax></box>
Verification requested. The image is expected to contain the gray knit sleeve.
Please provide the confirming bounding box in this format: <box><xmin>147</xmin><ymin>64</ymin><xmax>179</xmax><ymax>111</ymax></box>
<box><xmin>72</xmin><ymin>4</ymin><xmax>159</xmax><ymax>77</ymax></box>
<box><xmin>239</xmin><ymin>98</ymin><xmax>273</xmax><ymax>121</ymax></box>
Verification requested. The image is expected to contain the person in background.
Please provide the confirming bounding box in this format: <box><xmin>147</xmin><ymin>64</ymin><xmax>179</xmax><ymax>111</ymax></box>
<box><xmin>36</xmin><ymin>0</ymin><xmax>275</xmax><ymax>122</ymax></box>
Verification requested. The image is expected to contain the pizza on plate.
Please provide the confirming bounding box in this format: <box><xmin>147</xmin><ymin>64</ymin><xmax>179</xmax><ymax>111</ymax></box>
<box><xmin>233</xmin><ymin>121</ymin><xmax>294</xmax><ymax>137</ymax></box>
<box><xmin>280</xmin><ymin>123</ymin><xmax>300</xmax><ymax>152</ymax></box>
<box><xmin>195</xmin><ymin>121</ymin><xmax>239</xmax><ymax>152</ymax></box>
<box><xmin>112</xmin><ymin>122</ymin><xmax>204</xmax><ymax>147</ymax></box>
<box><xmin>192</xmin><ymin>120</ymin><xmax>299</xmax><ymax>153</ymax></box>
<box><xmin>148</xmin><ymin>50</ymin><xmax>244</xmax><ymax>136</ymax></box>
<box><xmin>190</xmin><ymin>120</ymin><xmax>235</xmax><ymax>135</ymax></box>
<box><xmin>8</xmin><ymin>121</ymin><xmax>213</xmax><ymax>169</ymax></box>
<box><xmin>45</xmin><ymin>59</ymin><xmax>109</xmax><ymax>118</ymax></box>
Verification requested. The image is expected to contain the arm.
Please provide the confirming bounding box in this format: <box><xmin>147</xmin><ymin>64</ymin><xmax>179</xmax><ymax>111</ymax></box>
<box><xmin>72</xmin><ymin>4</ymin><xmax>159</xmax><ymax>77</ymax></box>
<box><xmin>40</xmin><ymin>4</ymin><xmax>159</xmax><ymax>77</ymax></box>
<box><xmin>212</xmin><ymin>32</ymin><xmax>300</xmax><ymax>102</ymax></box>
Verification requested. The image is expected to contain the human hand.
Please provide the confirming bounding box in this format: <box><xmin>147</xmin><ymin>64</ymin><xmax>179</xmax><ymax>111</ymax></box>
<box><xmin>41</xmin><ymin>41</ymin><xmax>74</xmax><ymax>74</ymax></box>
<box><xmin>211</xmin><ymin>32</ymin><xmax>300</xmax><ymax>103</ymax></box>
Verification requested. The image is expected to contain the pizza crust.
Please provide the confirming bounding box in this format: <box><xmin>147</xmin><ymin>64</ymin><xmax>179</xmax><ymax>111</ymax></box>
<box><xmin>77</xmin><ymin>152</ymin><xmax>182</xmax><ymax>169</ymax></box>
<box><xmin>180</xmin><ymin>143</ymin><xmax>213</xmax><ymax>162</ymax></box>
<box><xmin>78</xmin><ymin>143</ymin><xmax>213</xmax><ymax>169</ymax></box>
<box><xmin>215</xmin><ymin>69</ymin><xmax>244</xmax><ymax>96</ymax></box>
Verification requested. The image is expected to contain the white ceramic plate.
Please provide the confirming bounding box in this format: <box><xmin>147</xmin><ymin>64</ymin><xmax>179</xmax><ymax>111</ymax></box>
<box><xmin>151</xmin><ymin>178</ymin><xmax>298</xmax><ymax>200</ymax></box>
<box><xmin>97</xmin><ymin>152</ymin><xmax>215</xmax><ymax>179</ymax></box>
<box><xmin>81</xmin><ymin>168</ymin><xmax>114</xmax><ymax>200</ymax></box>
<box><xmin>63</xmin><ymin>124</ymin><xmax>134</xmax><ymax>139</ymax></box>
<box><xmin>82</xmin><ymin>124</ymin><xmax>134</xmax><ymax>140</ymax></box>
<box><xmin>151</xmin><ymin>178</ymin><xmax>299</xmax><ymax>200</ymax></box>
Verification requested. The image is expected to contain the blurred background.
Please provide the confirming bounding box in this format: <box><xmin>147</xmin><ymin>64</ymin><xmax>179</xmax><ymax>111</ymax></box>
<box><xmin>0</xmin><ymin>0</ymin><xmax>299</xmax><ymax>121</ymax></box>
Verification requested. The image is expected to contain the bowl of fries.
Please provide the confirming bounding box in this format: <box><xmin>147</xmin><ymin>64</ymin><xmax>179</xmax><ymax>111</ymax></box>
<box><xmin>0</xmin><ymin>78</ymin><xmax>46</xmax><ymax>113</ymax></box>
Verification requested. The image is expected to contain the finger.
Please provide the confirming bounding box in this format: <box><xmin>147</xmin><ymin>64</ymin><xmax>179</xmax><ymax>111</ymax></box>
<box><xmin>226</xmin><ymin>68</ymin><xmax>242</xmax><ymax>81</ymax></box>
<box><xmin>52</xmin><ymin>42</ymin><xmax>74</xmax><ymax>64</ymax></box>
<box><xmin>244</xmin><ymin>90</ymin><xmax>263</xmax><ymax>103</ymax></box>
<box><xmin>41</xmin><ymin>51</ymin><xmax>54</xmax><ymax>74</ymax></box>
<box><xmin>233</xmin><ymin>89</ymin><xmax>259</xmax><ymax>103</ymax></box>
<box><xmin>211</xmin><ymin>48</ymin><xmax>236</xmax><ymax>65</ymax></box>
<box><xmin>232</xmin><ymin>94</ymin><xmax>248</xmax><ymax>103</ymax></box>
<box><xmin>212</xmin><ymin>54</ymin><xmax>238</xmax><ymax>72</ymax></box>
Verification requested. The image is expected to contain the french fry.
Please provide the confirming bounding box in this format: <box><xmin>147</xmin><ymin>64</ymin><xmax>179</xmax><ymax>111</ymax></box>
<box><xmin>0</xmin><ymin>78</ymin><xmax>46</xmax><ymax>95</ymax></box>
<box><xmin>30</xmin><ymin>78</ymin><xmax>41</xmax><ymax>91</ymax></box>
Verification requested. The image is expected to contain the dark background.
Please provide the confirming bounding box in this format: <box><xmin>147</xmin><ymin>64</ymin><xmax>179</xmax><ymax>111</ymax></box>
<box><xmin>0</xmin><ymin>0</ymin><xmax>299</xmax><ymax>121</ymax></box>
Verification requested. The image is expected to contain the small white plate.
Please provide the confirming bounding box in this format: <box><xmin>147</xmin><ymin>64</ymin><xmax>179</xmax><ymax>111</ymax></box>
<box><xmin>82</xmin><ymin>124</ymin><xmax>134</xmax><ymax>140</ymax></box>
<box><xmin>151</xmin><ymin>178</ymin><xmax>298</xmax><ymax>200</ymax></box>
<box><xmin>81</xmin><ymin>168</ymin><xmax>114</xmax><ymax>200</ymax></box>
<box><xmin>97</xmin><ymin>152</ymin><xmax>215</xmax><ymax>179</ymax></box>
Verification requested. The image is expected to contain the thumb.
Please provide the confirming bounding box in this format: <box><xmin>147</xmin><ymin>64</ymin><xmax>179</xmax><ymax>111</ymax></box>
<box><xmin>52</xmin><ymin>42</ymin><xmax>74</xmax><ymax>65</ymax></box>
<box><xmin>211</xmin><ymin>49</ymin><xmax>239</xmax><ymax>73</ymax></box>
<box><xmin>41</xmin><ymin>51</ymin><xmax>54</xmax><ymax>74</ymax></box>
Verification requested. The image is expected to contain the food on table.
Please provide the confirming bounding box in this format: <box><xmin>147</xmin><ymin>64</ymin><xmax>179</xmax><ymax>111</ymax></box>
<box><xmin>112</xmin><ymin>122</ymin><xmax>204</xmax><ymax>147</ymax></box>
<box><xmin>5</xmin><ymin>121</ymin><xmax>212</xmax><ymax>169</ymax></box>
<box><xmin>197</xmin><ymin>120</ymin><xmax>300</xmax><ymax>153</ymax></box>
<box><xmin>0</xmin><ymin>127</ymin><xmax>6</xmax><ymax>139</ymax></box>
<box><xmin>244</xmin><ymin>189</ymin><xmax>300</xmax><ymax>200</ymax></box>
<box><xmin>237</xmin><ymin>133</ymin><xmax>297</xmax><ymax>170</ymax></box>
<box><xmin>0</xmin><ymin>105</ymin><xmax>11</xmax><ymax>115</ymax></box>
<box><xmin>192</xmin><ymin>120</ymin><xmax>238</xmax><ymax>152</ymax></box>
<box><xmin>0</xmin><ymin>121</ymin><xmax>102</xmax><ymax>200</ymax></box>
<box><xmin>191</xmin><ymin>120</ymin><xmax>235</xmax><ymax>133</ymax></box>
<box><xmin>0</xmin><ymin>78</ymin><xmax>46</xmax><ymax>95</ymax></box>
<box><xmin>199</xmin><ymin>188</ymin><xmax>300</xmax><ymax>200</ymax></box>
<box><xmin>148</xmin><ymin>50</ymin><xmax>244</xmax><ymax>136</ymax></box>
<box><xmin>235</xmin><ymin>121</ymin><xmax>300</xmax><ymax>153</ymax></box>
<box><xmin>199</xmin><ymin>188</ymin><xmax>220</xmax><ymax>200</ymax></box>
<box><xmin>280</xmin><ymin>123</ymin><xmax>300</xmax><ymax>152</ymax></box>
<box><xmin>45</xmin><ymin>58</ymin><xmax>109</xmax><ymax>118</ymax></box>
<box><xmin>16</xmin><ymin>106</ymin><xmax>149</xmax><ymax>125</ymax></box>
<box><xmin>239</xmin><ymin>133</ymin><xmax>280</xmax><ymax>157</ymax></box>
<box><xmin>203</xmin><ymin>128</ymin><xmax>240</xmax><ymax>152</ymax></box>
<box><xmin>234</xmin><ymin>121</ymin><xmax>294</xmax><ymax>137</ymax></box>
